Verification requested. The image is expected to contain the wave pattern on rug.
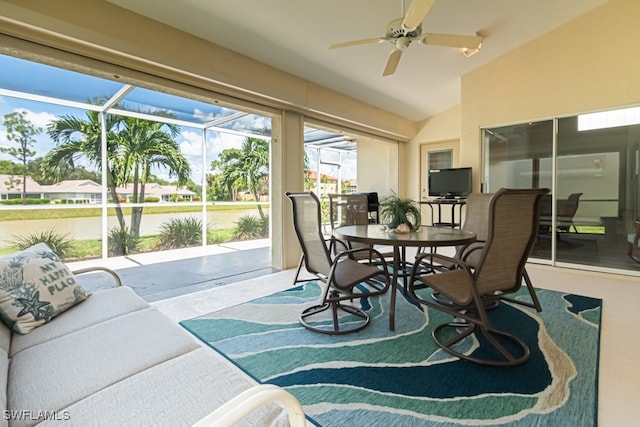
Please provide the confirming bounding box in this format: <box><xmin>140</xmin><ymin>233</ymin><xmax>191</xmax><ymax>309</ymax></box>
<box><xmin>180</xmin><ymin>282</ymin><xmax>601</xmax><ymax>426</ymax></box>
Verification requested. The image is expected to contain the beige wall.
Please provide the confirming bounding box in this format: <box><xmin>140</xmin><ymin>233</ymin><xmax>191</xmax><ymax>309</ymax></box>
<box><xmin>357</xmin><ymin>138</ymin><xmax>399</xmax><ymax>201</ymax></box>
<box><xmin>407</xmin><ymin>0</ymin><xmax>640</xmax><ymax>199</ymax></box>
<box><xmin>405</xmin><ymin>105</ymin><xmax>461</xmax><ymax>199</ymax></box>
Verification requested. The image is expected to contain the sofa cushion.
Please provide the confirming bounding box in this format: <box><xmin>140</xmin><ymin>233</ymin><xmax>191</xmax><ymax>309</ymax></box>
<box><xmin>9</xmin><ymin>286</ymin><xmax>147</xmax><ymax>357</ymax></box>
<box><xmin>7</xmin><ymin>308</ymin><xmax>200</xmax><ymax>427</ymax></box>
<box><xmin>0</xmin><ymin>323</ymin><xmax>9</xmax><ymax>427</ymax></box>
<box><xmin>42</xmin><ymin>348</ymin><xmax>289</xmax><ymax>427</ymax></box>
<box><xmin>0</xmin><ymin>321</ymin><xmax>10</xmax><ymax>357</ymax></box>
<box><xmin>0</xmin><ymin>243</ymin><xmax>89</xmax><ymax>334</ymax></box>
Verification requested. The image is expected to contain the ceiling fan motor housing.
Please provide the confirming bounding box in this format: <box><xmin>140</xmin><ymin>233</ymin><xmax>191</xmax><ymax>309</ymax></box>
<box><xmin>386</xmin><ymin>17</ymin><xmax>422</xmax><ymax>40</ymax></box>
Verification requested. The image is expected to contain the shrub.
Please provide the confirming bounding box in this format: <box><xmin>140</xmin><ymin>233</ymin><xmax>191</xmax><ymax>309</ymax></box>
<box><xmin>260</xmin><ymin>214</ymin><xmax>269</xmax><ymax>237</ymax></box>
<box><xmin>11</xmin><ymin>229</ymin><xmax>74</xmax><ymax>259</ymax></box>
<box><xmin>144</xmin><ymin>196</ymin><xmax>160</xmax><ymax>203</ymax></box>
<box><xmin>108</xmin><ymin>226</ymin><xmax>140</xmax><ymax>256</ymax></box>
<box><xmin>0</xmin><ymin>198</ymin><xmax>51</xmax><ymax>205</ymax></box>
<box><xmin>234</xmin><ymin>214</ymin><xmax>269</xmax><ymax>240</ymax></box>
<box><xmin>207</xmin><ymin>229</ymin><xmax>231</xmax><ymax>244</ymax></box>
<box><xmin>156</xmin><ymin>216</ymin><xmax>203</xmax><ymax>249</ymax></box>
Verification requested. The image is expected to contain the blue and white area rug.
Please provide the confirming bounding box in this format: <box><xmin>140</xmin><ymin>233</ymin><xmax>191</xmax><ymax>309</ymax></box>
<box><xmin>180</xmin><ymin>281</ymin><xmax>601</xmax><ymax>426</ymax></box>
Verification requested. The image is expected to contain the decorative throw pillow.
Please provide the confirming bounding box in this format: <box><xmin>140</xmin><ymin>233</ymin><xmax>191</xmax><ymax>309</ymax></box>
<box><xmin>0</xmin><ymin>243</ymin><xmax>90</xmax><ymax>334</ymax></box>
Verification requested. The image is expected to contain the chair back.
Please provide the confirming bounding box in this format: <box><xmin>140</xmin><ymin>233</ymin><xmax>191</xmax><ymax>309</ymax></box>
<box><xmin>329</xmin><ymin>193</ymin><xmax>369</xmax><ymax>228</ymax></box>
<box><xmin>457</xmin><ymin>192</ymin><xmax>493</xmax><ymax>265</ymax></box>
<box><xmin>355</xmin><ymin>192</ymin><xmax>380</xmax><ymax>223</ymax></box>
<box><xmin>474</xmin><ymin>188</ymin><xmax>549</xmax><ymax>295</ymax></box>
<box><xmin>286</xmin><ymin>192</ymin><xmax>332</xmax><ymax>277</ymax></box>
<box><xmin>344</xmin><ymin>194</ymin><xmax>369</xmax><ymax>225</ymax></box>
<box><xmin>462</xmin><ymin>193</ymin><xmax>492</xmax><ymax>241</ymax></box>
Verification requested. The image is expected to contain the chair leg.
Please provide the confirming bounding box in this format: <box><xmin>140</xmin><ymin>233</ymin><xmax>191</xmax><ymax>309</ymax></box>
<box><xmin>628</xmin><ymin>242</ymin><xmax>640</xmax><ymax>263</ymax></box>
<box><xmin>432</xmin><ymin>321</ymin><xmax>530</xmax><ymax>367</ymax></box>
<box><xmin>299</xmin><ymin>291</ymin><xmax>370</xmax><ymax>335</ymax></box>
<box><xmin>292</xmin><ymin>254</ymin><xmax>317</xmax><ymax>286</ymax></box>
<box><xmin>292</xmin><ymin>254</ymin><xmax>304</xmax><ymax>285</ymax></box>
<box><xmin>523</xmin><ymin>269</ymin><xmax>542</xmax><ymax>312</ymax></box>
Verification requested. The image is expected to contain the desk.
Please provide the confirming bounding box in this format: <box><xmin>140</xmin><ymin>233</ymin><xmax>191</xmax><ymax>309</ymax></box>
<box><xmin>333</xmin><ymin>225</ymin><xmax>476</xmax><ymax>331</ymax></box>
<box><xmin>420</xmin><ymin>199</ymin><xmax>466</xmax><ymax>228</ymax></box>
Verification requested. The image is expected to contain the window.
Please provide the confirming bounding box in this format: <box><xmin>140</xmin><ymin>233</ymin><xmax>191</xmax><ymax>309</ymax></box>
<box><xmin>0</xmin><ymin>54</ymin><xmax>272</xmax><ymax>260</ymax></box>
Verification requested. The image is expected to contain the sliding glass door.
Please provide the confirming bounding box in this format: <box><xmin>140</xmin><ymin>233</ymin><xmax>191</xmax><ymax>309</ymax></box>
<box><xmin>483</xmin><ymin>108</ymin><xmax>640</xmax><ymax>275</ymax></box>
<box><xmin>483</xmin><ymin>120</ymin><xmax>553</xmax><ymax>263</ymax></box>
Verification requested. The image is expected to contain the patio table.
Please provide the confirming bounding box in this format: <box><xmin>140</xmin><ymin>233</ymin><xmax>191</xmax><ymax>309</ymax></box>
<box><xmin>334</xmin><ymin>224</ymin><xmax>476</xmax><ymax>330</ymax></box>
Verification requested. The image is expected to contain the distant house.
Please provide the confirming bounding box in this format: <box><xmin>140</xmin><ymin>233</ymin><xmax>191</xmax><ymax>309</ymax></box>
<box><xmin>40</xmin><ymin>180</ymin><xmax>102</xmax><ymax>203</ymax></box>
<box><xmin>0</xmin><ymin>175</ymin><xmax>195</xmax><ymax>203</ymax></box>
<box><xmin>304</xmin><ymin>171</ymin><xmax>357</xmax><ymax>196</ymax></box>
<box><xmin>0</xmin><ymin>174</ymin><xmax>46</xmax><ymax>200</ymax></box>
<box><xmin>117</xmin><ymin>183</ymin><xmax>196</xmax><ymax>202</ymax></box>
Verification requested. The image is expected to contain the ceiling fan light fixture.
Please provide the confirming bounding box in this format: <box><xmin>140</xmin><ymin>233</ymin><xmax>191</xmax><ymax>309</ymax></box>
<box><xmin>395</xmin><ymin>36</ymin><xmax>412</xmax><ymax>50</ymax></box>
<box><xmin>459</xmin><ymin>43</ymin><xmax>481</xmax><ymax>57</ymax></box>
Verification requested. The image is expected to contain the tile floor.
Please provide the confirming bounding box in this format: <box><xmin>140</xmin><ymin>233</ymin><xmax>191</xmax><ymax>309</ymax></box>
<box><xmin>68</xmin><ymin>239</ymin><xmax>275</xmax><ymax>301</ymax></box>
<box><xmin>72</xmin><ymin>242</ymin><xmax>640</xmax><ymax>425</ymax></box>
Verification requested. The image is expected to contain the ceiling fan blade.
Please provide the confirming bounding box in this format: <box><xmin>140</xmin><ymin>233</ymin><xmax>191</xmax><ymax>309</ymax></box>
<box><xmin>402</xmin><ymin>0</ymin><xmax>437</xmax><ymax>32</ymax></box>
<box><xmin>383</xmin><ymin>49</ymin><xmax>403</xmax><ymax>76</ymax></box>
<box><xmin>329</xmin><ymin>37</ymin><xmax>385</xmax><ymax>49</ymax></box>
<box><xmin>420</xmin><ymin>32</ymin><xmax>483</xmax><ymax>49</ymax></box>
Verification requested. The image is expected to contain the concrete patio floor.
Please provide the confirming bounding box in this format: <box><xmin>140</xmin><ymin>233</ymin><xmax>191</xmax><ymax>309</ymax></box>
<box><xmin>67</xmin><ymin>239</ymin><xmax>275</xmax><ymax>302</ymax></box>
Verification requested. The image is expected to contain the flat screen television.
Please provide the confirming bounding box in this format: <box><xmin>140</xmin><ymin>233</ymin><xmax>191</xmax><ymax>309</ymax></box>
<box><xmin>428</xmin><ymin>167</ymin><xmax>472</xmax><ymax>198</ymax></box>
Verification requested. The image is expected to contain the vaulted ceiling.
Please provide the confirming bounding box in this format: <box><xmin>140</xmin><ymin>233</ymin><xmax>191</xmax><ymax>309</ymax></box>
<box><xmin>107</xmin><ymin>0</ymin><xmax>608</xmax><ymax>122</ymax></box>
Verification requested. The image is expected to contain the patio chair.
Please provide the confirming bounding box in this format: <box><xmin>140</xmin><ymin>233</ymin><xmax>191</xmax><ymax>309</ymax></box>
<box><xmin>407</xmin><ymin>188</ymin><xmax>549</xmax><ymax>366</ymax></box>
<box><xmin>329</xmin><ymin>193</ymin><xmax>370</xmax><ymax>229</ymax></box>
<box><xmin>328</xmin><ymin>193</ymin><xmax>393</xmax><ymax>264</ymax></box>
<box><xmin>628</xmin><ymin>219</ymin><xmax>640</xmax><ymax>263</ymax></box>
<box><xmin>420</xmin><ymin>192</ymin><xmax>542</xmax><ymax>310</ymax></box>
<box><xmin>423</xmin><ymin>192</ymin><xmax>493</xmax><ymax>272</ymax></box>
<box><xmin>286</xmin><ymin>191</ymin><xmax>391</xmax><ymax>335</ymax></box>
<box><xmin>354</xmin><ymin>191</ymin><xmax>380</xmax><ymax>223</ymax></box>
<box><xmin>539</xmin><ymin>192</ymin><xmax>582</xmax><ymax>235</ymax></box>
<box><xmin>557</xmin><ymin>192</ymin><xmax>582</xmax><ymax>233</ymax></box>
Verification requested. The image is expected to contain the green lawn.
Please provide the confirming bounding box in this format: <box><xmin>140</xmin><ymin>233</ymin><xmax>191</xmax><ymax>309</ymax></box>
<box><xmin>0</xmin><ymin>227</ymin><xmax>237</xmax><ymax>259</ymax></box>
<box><xmin>0</xmin><ymin>203</ymin><xmax>264</xmax><ymax>260</ymax></box>
<box><xmin>0</xmin><ymin>203</ymin><xmax>268</xmax><ymax>221</ymax></box>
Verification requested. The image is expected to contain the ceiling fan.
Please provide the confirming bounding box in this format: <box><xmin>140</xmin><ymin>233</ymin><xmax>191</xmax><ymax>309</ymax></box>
<box><xmin>329</xmin><ymin>0</ymin><xmax>483</xmax><ymax>76</ymax></box>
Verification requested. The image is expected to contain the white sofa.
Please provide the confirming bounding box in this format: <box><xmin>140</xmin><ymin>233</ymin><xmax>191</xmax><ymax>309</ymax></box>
<box><xmin>0</xmin><ymin>268</ymin><xmax>304</xmax><ymax>427</ymax></box>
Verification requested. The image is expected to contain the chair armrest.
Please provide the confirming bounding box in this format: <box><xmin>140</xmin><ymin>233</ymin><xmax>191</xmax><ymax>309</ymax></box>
<box><xmin>327</xmin><ymin>236</ymin><xmax>348</xmax><ymax>254</ymax></box>
<box><xmin>414</xmin><ymin>251</ymin><xmax>470</xmax><ymax>272</ymax></box>
<box><xmin>334</xmin><ymin>246</ymin><xmax>387</xmax><ymax>266</ymax></box>
<box><xmin>459</xmin><ymin>242</ymin><xmax>485</xmax><ymax>263</ymax></box>
<box><xmin>72</xmin><ymin>266</ymin><xmax>122</xmax><ymax>287</ymax></box>
<box><xmin>192</xmin><ymin>384</ymin><xmax>306</xmax><ymax>427</ymax></box>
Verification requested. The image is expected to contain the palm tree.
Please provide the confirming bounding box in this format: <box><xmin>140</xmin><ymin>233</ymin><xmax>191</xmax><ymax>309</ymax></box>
<box><xmin>45</xmin><ymin>106</ymin><xmax>191</xmax><ymax>239</ymax></box>
<box><xmin>114</xmin><ymin>116</ymin><xmax>190</xmax><ymax>235</ymax></box>
<box><xmin>211</xmin><ymin>137</ymin><xmax>269</xmax><ymax>218</ymax></box>
<box><xmin>45</xmin><ymin>108</ymin><xmax>128</xmax><ymax>229</ymax></box>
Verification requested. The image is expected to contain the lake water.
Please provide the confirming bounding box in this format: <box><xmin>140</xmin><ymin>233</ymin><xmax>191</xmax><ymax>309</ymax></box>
<box><xmin>0</xmin><ymin>209</ymin><xmax>261</xmax><ymax>243</ymax></box>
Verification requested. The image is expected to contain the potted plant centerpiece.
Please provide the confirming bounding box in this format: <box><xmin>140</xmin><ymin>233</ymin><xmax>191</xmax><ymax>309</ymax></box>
<box><xmin>379</xmin><ymin>193</ymin><xmax>421</xmax><ymax>233</ymax></box>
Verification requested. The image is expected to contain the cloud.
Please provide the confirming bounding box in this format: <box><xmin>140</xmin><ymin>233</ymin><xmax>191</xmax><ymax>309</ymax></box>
<box><xmin>15</xmin><ymin>108</ymin><xmax>58</xmax><ymax>129</ymax></box>
<box><xmin>178</xmin><ymin>131</ymin><xmax>204</xmax><ymax>157</ymax></box>
<box><xmin>0</xmin><ymin>107</ymin><xmax>58</xmax><ymax>158</ymax></box>
<box><xmin>174</xmin><ymin>129</ymin><xmax>253</xmax><ymax>184</ymax></box>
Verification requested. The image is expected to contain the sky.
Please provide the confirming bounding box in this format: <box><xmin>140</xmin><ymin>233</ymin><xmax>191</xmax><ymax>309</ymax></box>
<box><xmin>0</xmin><ymin>53</ymin><xmax>357</xmax><ymax>187</ymax></box>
